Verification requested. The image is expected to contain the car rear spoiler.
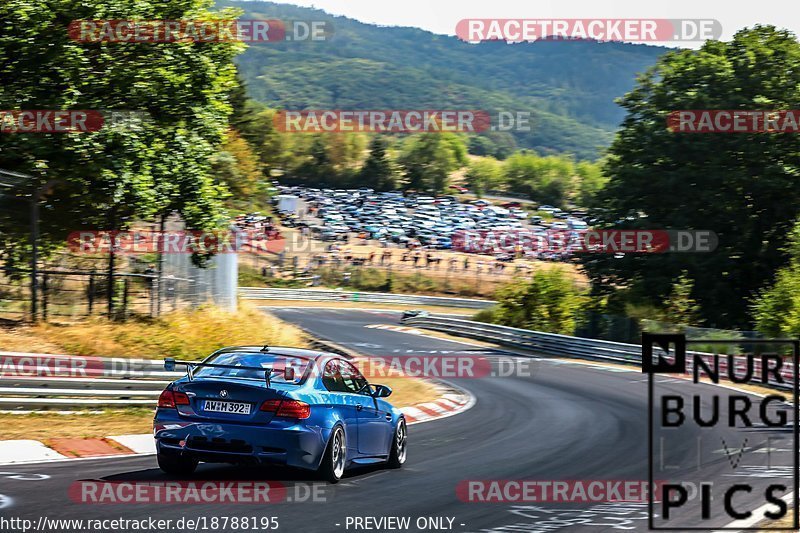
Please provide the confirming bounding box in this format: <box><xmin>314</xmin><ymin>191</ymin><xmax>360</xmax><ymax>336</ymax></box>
<box><xmin>164</xmin><ymin>358</ymin><xmax>296</xmax><ymax>386</ymax></box>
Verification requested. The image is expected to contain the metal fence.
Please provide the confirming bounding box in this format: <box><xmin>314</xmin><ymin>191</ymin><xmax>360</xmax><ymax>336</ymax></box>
<box><xmin>0</xmin><ymin>267</ymin><xmax>204</xmax><ymax>322</ymax></box>
<box><xmin>0</xmin><ymin>248</ymin><xmax>238</xmax><ymax>322</ymax></box>
<box><xmin>0</xmin><ymin>338</ymin><xmax>354</xmax><ymax>411</ymax></box>
<box><xmin>239</xmin><ymin>287</ymin><xmax>495</xmax><ymax>309</ymax></box>
<box><xmin>401</xmin><ymin>315</ymin><xmax>793</xmax><ymax>392</ymax></box>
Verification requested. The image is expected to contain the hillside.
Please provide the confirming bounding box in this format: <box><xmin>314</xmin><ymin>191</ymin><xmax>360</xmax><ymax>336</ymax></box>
<box><xmin>223</xmin><ymin>1</ymin><xmax>669</xmax><ymax>159</ymax></box>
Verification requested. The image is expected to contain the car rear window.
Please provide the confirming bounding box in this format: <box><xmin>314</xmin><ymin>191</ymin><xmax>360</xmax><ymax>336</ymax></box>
<box><xmin>195</xmin><ymin>352</ymin><xmax>311</xmax><ymax>384</ymax></box>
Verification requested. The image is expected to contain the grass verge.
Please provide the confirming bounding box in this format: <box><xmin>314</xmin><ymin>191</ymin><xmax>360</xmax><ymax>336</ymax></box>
<box><xmin>0</xmin><ymin>303</ymin><xmax>308</xmax><ymax>357</ymax></box>
<box><xmin>0</xmin><ymin>304</ymin><xmax>443</xmax><ymax>439</ymax></box>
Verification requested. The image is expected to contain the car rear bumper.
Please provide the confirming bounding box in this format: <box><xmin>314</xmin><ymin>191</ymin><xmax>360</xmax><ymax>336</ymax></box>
<box><xmin>154</xmin><ymin>416</ymin><xmax>330</xmax><ymax>471</ymax></box>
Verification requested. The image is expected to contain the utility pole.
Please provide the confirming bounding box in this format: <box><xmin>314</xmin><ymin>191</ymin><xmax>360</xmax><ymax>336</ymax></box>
<box><xmin>156</xmin><ymin>215</ymin><xmax>166</xmax><ymax>316</ymax></box>
<box><xmin>30</xmin><ymin>178</ymin><xmax>61</xmax><ymax>322</ymax></box>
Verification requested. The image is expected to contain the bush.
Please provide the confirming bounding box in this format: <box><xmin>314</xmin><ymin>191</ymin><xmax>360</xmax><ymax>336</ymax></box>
<box><xmin>476</xmin><ymin>269</ymin><xmax>587</xmax><ymax>334</ymax></box>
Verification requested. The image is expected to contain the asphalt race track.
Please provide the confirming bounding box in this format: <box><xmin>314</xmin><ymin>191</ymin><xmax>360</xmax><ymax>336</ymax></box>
<box><xmin>0</xmin><ymin>308</ymin><xmax>794</xmax><ymax>532</ymax></box>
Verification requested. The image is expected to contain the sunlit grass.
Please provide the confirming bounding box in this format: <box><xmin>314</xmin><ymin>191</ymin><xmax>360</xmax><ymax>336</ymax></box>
<box><xmin>0</xmin><ymin>303</ymin><xmax>308</xmax><ymax>358</ymax></box>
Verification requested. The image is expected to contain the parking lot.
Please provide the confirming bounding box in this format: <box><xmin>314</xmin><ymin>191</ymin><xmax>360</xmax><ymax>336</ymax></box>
<box><xmin>275</xmin><ymin>186</ymin><xmax>591</xmax><ymax>264</ymax></box>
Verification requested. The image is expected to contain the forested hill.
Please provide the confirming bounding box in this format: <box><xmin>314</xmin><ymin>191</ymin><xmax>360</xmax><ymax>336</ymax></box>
<box><xmin>222</xmin><ymin>1</ymin><xmax>669</xmax><ymax>159</ymax></box>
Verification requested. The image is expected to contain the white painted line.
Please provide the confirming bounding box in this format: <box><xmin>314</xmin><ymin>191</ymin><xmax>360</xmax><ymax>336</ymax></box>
<box><xmin>107</xmin><ymin>434</ymin><xmax>156</xmax><ymax>455</ymax></box>
<box><xmin>0</xmin><ymin>452</ymin><xmax>155</xmax><ymax>467</ymax></box>
<box><xmin>0</xmin><ymin>440</ymin><xmax>67</xmax><ymax>464</ymax></box>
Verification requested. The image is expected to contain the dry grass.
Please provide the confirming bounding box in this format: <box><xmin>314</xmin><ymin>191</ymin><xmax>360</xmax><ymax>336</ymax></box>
<box><xmin>0</xmin><ymin>303</ymin><xmax>442</xmax><ymax>440</ymax></box>
<box><xmin>0</xmin><ymin>303</ymin><xmax>308</xmax><ymax>358</ymax></box>
<box><xmin>758</xmin><ymin>513</ymin><xmax>796</xmax><ymax>531</ymax></box>
<box><xmin>363</xmin><ymin>377</ymin><xmax>440</xmax><ymax>409</ymax></box>
<box><xmin>0</xmin><ymin>328</ymin><xmax>63</xmax><ymax>353</ymax></box>
<box><xmin>0</xmin><ymin>409</ymin><xmax>155</xmax><ymax>440</ymax></box>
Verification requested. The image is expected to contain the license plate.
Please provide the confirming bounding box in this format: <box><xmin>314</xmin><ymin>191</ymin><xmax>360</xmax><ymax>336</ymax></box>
<box><xmin>203</xmin><ymin>400</ymin><xmax>251</xmax><ymax>415</ymax></box>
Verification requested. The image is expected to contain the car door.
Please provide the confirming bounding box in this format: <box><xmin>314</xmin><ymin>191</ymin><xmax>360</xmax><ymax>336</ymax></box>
<box><xmin>321</xmin><ymin>359</ymin><xmax>361</xmax><ymax>457</ymax></box>
<box><xmin>339</xmin><ymin>360</ymin><xmax>393</xmax><ymax>456</ymax></box>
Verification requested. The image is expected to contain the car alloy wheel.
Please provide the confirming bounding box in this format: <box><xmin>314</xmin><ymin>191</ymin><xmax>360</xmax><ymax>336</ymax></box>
<box><xmin>331</xmin><ymin>427</ymin><xmax>346</xmax><ymax>479</ymax></box>
<box><xmin>388</xmin><ymin>418</ymin><xmax>407</xmax><ymax>468</ymax></box>
<box><xmin>395</xmin><ymin>419</ymin><xmax>407</xmax><ymax>464</ymax></box>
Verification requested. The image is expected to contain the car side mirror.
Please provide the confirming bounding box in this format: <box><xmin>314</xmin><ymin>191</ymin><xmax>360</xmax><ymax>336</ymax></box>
<box><xmin>372</xmin><ymin>384</ymin><xmax>393</xmax><ymax>398</ymax></box>
<box><xmin>164</xmin><ymin>358</ymin><xmax>176</xmax><ymax>372</ymax></box>
<box><xmin>284</xmin><ymin>367</ymin><xmax>296</xmax><ymax>381</ymax></box>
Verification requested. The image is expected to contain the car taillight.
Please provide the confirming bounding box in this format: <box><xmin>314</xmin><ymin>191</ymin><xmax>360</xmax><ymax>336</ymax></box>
<box><xmin>260</xmin><ymin>399</ymin><xmax>310</xmax><ymax>419</ymax></box>
<box><xmin>158</xmin><ymin>390</ymin><xmax>189</xmax><ymax>408</ymax></box>
<box><xmin>174</xmin><ymin>391</ymin><xmax>190</xmax><ymax>405</ymax></box>
<box><xmin>158</xmin><ymin>390</ymin><xmax>175</xmax><ymax>408</ymax></box>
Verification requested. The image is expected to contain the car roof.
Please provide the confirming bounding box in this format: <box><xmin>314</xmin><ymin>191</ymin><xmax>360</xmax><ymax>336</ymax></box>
<box><xmin>210</xmin><ymin>346</ymin><xmax>334</xmax><ymax>361</ymax></box>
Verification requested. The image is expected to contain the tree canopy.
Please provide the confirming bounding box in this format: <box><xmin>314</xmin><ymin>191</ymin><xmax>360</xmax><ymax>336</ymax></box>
<box><xmin>583</xmin><ymin>26</ymin><xmax>800</xmax><ymax>329</ymax></box>
<box><xmin>0</xmin><ymin>0</ymin><xmax>244</xmax><ymax>257</ymax></box>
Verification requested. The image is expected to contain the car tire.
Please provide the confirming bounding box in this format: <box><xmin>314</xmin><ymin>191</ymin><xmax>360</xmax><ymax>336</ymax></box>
<box><xmin>387</xmin><ymin>418</ymin><xmax>407</xmax><ymax>468</ymax></box>
<box><xmin>319</xmin><ymin>426</ymin><xmax>346</xmax><ymax>483</ymax></box>
<box><xmin>157</xmin><ymin>452</ymin><xmax>198</xmax><ymax>475</ymax></box>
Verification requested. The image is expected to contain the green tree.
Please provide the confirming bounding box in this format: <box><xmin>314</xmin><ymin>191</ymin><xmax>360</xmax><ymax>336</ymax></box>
<box><xmin>398</xmin><ymin>134</ymin><xmax>464</xmax><ymax>193</ymax></box>
<box><xmin>0</xmin><ymin>0</ymin><xmax>243</xmax><ymax>233</ymax></box>
<box><xmin>477</xmin><ymin>269</ymin><xmax>587</xmax><ymax>335</ymax></box>
<box><xmin>468</xmin><ymin>132</ymin><xmax>518</xmax><ymax>159</ymax></box>
<box><xmin>211</xmin><ymin>129</ymin><xmax>263</xmax><ymax>200</ymax></box>
<box><xmin>503</xmin><ymin>152</ymin><xmax>574</xmax><ymax>206</ymax></box>
<box><xmin>584</xmin><ymin>26</ymin><xmax>800</xmax><ymax>329</ymax></box>
<box><xmin>245</xmin><ymin>108</ymin><xmax>294</xmax><ymax>179</ymax></box>
<box><xmin>0</xmin><ymin>0</ymin><xmax>243</xmax><ymax>311</ymax></box>
<box><xmin>293</xmin><ymin>136</ymin><xmax>335</xmax><ymax>184</ymax></box>
<box><xmin>465</xmin><ymin>157</ymin><xmax>503</xmax><ymax>196</ymax></box>
<box><xmin>753</xmin><ymin>220</ymin><xmax>800</xmax><ymax>336</ymax></box>
<box><xmin>360</xmin><ymin>137</ymin><xmax>396</xmax><ymax>191</ymax></box>
<box><xmin>576</xmin><ymin>160</ymin><xmax>608</xmax><ymax>207</ymax></box>
<box><xmin>664</xmin><ymin>272</ymin><xmax>702</xmax><ymax>327</ymax></box>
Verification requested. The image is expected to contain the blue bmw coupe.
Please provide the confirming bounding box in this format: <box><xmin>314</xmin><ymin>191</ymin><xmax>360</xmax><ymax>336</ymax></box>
<box><xmin>154</xmin><ymin>346</ymin><xmax>407</xmax><ymax>482</ymax></box>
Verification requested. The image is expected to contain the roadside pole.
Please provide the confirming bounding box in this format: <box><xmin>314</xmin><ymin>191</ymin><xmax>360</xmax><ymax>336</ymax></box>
<box><xmin>30</xmin><ymin>178</ymin><xmax>60</xmax><ymax>322</ymax></box>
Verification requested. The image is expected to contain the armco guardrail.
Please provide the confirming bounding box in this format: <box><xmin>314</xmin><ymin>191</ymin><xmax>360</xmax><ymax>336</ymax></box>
<box><xmin>401</xmin><ymin>316</ymin><xmax>794</xmax><ymax>391</ymax></box>
<box><xmin>0</xmin><ymin>352</ymin><xmax>181</xmax><ymax>410</ymax></box>
<box><xmin>0</xmin><ymin>338</ymin><xmax>357</xmax><ymax>411</ymax></box>
<box><xmin>239</xmin><ymin>287</ymin><xmax>495</xmax><ymax>309</ymax></box>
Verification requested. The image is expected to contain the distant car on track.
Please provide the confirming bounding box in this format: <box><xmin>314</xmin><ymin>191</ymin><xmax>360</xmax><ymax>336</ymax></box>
<box><xmin>154</xmin><ymin>347</ymin><xmax>407</xmax><ymax>482</ymax></box>
<box><xmin>400</xmin><ymin>309</ymin><xmax>430</xmax><ymax>321</ymax></box>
